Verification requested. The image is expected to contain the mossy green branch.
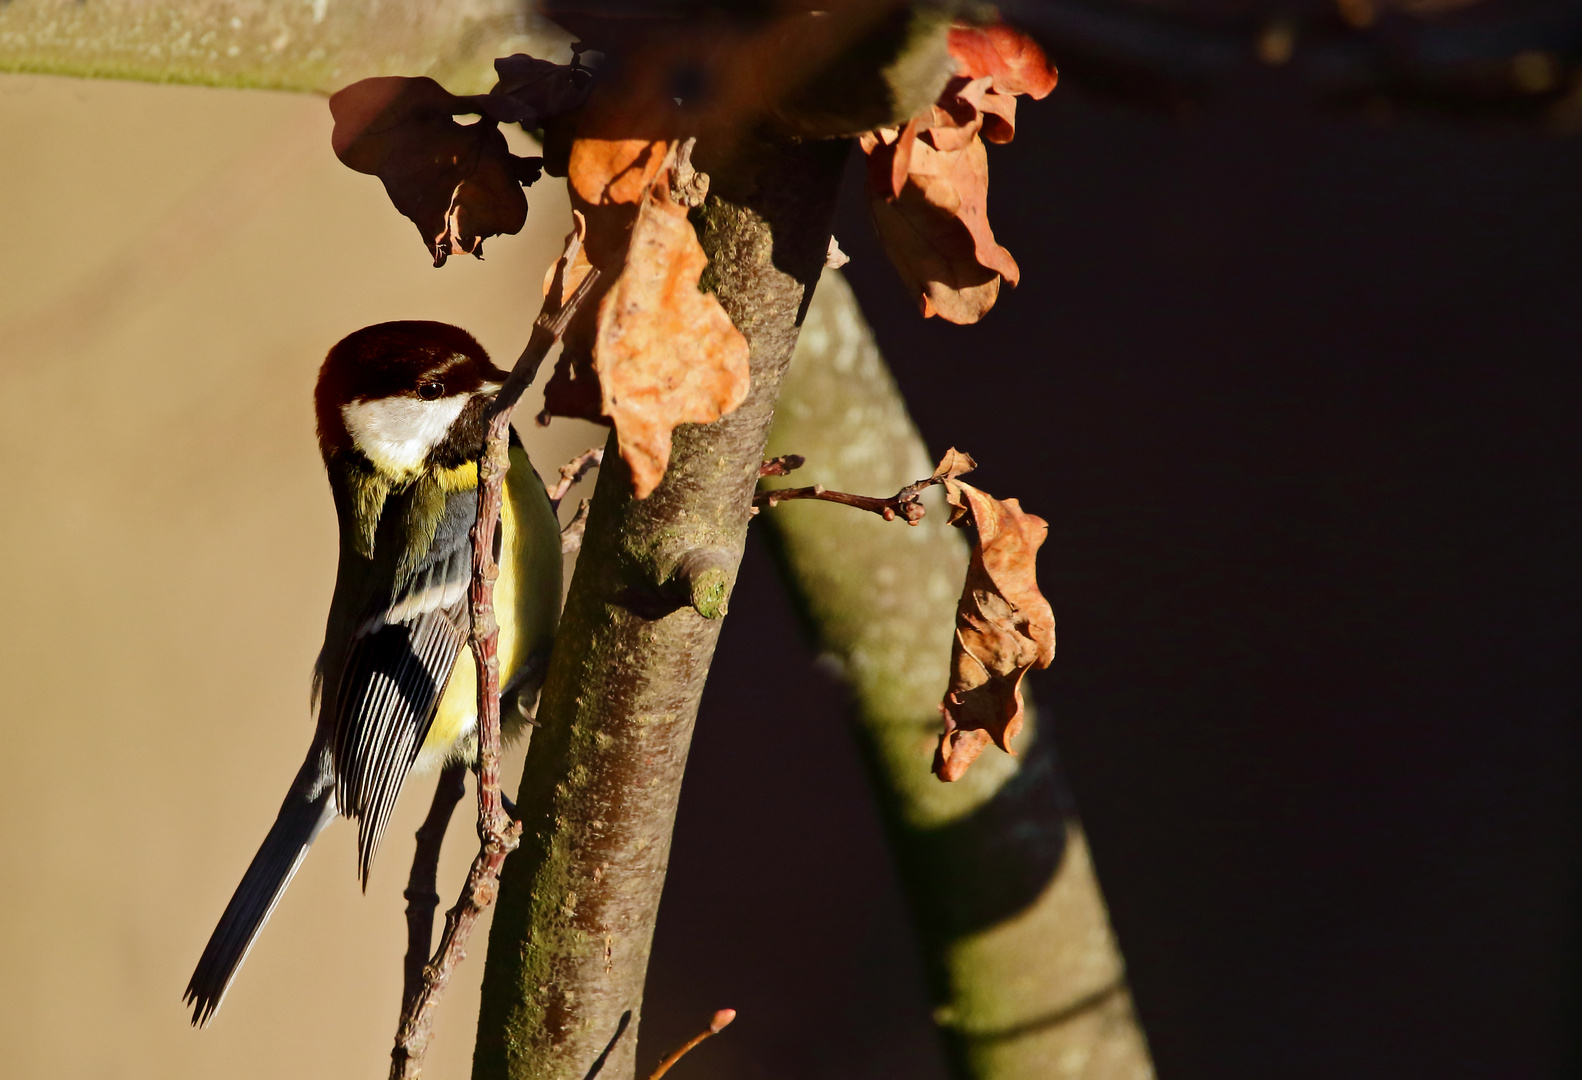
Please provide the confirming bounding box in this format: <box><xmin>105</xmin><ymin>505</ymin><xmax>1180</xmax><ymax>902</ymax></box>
<box><xmin>760</xmin><ymin>269</ymin><xmax>1156</xmax><ymax>1080</ymax></box>
<box><xmin>472</xmin><ymin>135</ymin><xmax>848</xmax><ymax>1080</ymax></box>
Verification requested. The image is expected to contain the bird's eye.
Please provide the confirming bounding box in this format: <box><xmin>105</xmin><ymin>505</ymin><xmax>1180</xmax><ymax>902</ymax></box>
<box><xmin>418</xmin><ymin>381</ymin><xmax>444</xmax><ymax>400</ymax></box>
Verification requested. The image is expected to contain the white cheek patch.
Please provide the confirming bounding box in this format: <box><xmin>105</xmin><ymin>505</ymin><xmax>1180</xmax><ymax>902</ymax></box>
<box><xmin>341</xmin><ymin>394</ymin><xmax>468</xmax><ymax>475</ymax></box>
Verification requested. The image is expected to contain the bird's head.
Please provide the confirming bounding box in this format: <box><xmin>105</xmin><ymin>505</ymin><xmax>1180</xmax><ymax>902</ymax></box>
<box><xmin>316</xmin><ymin>321</ymin><xmax>508</xmax><ymax>480</ymax></box>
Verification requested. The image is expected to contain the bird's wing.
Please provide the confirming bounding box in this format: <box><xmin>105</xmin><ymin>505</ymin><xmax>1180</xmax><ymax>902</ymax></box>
<box><xmin>326</xmin><ymin>481</ymin><xmax>479</xmax><ymax>886</ymax></box>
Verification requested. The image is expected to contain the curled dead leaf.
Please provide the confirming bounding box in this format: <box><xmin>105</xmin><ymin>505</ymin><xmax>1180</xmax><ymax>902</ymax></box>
<box><xmin>859</xmin><ymin>21</ymin><xmax>1057</xmax><ymax>324</ymax></box>
<box><xmin>932</xmin><ymin>447</ymin><xmax>978</xmax><ymax>480</ymax></box>
<box><xmin>330</xmin><ymin>76</ymin><xmax>530</xmax><ymax>266</ymax></box>
<box><xmin>542</xmin><ymin>209</ymin><xmax>594</xmax><ymax>305</ymax></box>
<box><xmin>931</xmin><ymin>446</ymin><xmax>979</xmax><ymax>524</ymax></box>
<box><xmin>861</xmin><ymin>111</ymin><xmax>1012</xmax><ymax>324</ymax></box>
<box><xmin>935</xmin><ymin>477</ymin><xmax>1055</xmax><ymax>782</ymax></box>
<box><xmin>328</xmin><ymin>56</ymin><xmax>590</xmax><ymax>266</ymax></box>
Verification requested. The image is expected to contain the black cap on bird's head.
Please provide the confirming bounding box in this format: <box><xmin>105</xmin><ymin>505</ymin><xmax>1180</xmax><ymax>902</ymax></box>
<box><xmin>316</xmin><ymin>321</ymin><xmax>509</xmax><ymax>475</ymax></box>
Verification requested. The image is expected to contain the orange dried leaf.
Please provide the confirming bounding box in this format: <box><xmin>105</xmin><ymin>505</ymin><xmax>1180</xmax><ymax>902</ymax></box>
<box><xmin>862</xmin><ymin>110</ymin><xmax>1017</xmax><ymax>325</ymax></box>
<box><xmin>543</xmin><ymin>79</ymin><xmax>677</xmax><ymax>429</ymax></box>
<box><xmin>542</xmin><ymin>210</ymin><xmax>593</xmax><ymax>303</ymax></box>
<box><xmin>564</xmin><ymin>76</ymin><xmax>675</xmax><ymax>253</ymax></box>
<box><xmin>593</xmin><ymin>176</ymin><xmax>750</xmax><ymax>498</ymax></box>
<box><xmin>947</xmin><ymin>23</ymin><xmax>1059</xmax><ymax>99</ymax></box>
<box><xmin>570</xmin><ymin>136</ymin><xmax>671</xmax><ymax>213</ymax></box>
<box><xmin>544</xmin><ymin>74</ymin><xmax>749</xmax><ymax>498</ymax></box>
<box><xmin>861</xmin><ymin>20</ymin><xmax>1055</xmax><ymax>324</ymax></box>
<box><xmin>935</xmin><ymin>484</ymin><xmax>1055</xmax><ymax>782</ymax></box>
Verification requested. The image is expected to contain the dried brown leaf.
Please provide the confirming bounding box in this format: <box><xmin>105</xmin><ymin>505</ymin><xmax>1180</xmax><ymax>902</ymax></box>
<box><xmin>935</xmin><ymin>483</ymin><xmax>1055</xmax><ymax>782</ymax></box>
<box><xmin>540</xmin><ymin>68</ymin><xmax>753</xmax><ymax>498</ymax></box>
<box><xmin>564</xmin><ymin>72</ymin><xmax>675</xmax><ymax>220</ymax></box>
<box><xmin>592</xmin><ymin>173</ymin><xmax>750</xmax><ymax>498</ymax></box>
<box><xmin>330</xmin><ymin>75</ymin><xmax>556</xmax><ymax>267</ymax></box>
<box><xmin>932</xmin><ymin>447</ymin><xmax>978</xmax><ymax>482</ymax></box>
<box><xmin>541</xmin><ymin>79</ymin><xmax>676</xmax><ymax>428</ymax></box>
<box><xmin>860</xmin><ymin>20</ymin><xmax>1057</xmax><ymax>324</ymax></box>
<box><xmin>328</xmin><ymin>57</ymin><xmax>588</xmax><ymax>266</ymax></box>
<box><xmin>931</xmin><ymin>447</ymin><xmax>978</xmax><ymax>524</ymax></box>
<box><xmin>544</xmin><ymin>103</ymin><xmax>749</xmax><ymax>497</ymax></box>
<box><xmin>485</xmin><ymin>53</ymin><xmax>595</xmax><ymax>128</ymax></box>
<box><xmin>861</xmin><ymin>111</ymin><xmax>1014</xmax><ymax>324</ymax></box>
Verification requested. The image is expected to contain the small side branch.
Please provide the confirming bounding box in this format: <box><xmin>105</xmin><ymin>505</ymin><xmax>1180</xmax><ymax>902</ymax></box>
<box><xmin>560</xmin><ymin>500</ymin><xmax>592</xmax><ymax>555</ymax></box>
<box><xmin>547</xmin><ymin>447</ymin><xmax>604</xmax><ymax>513</ymax></box>
<box><xmin>388</xmin><ymin>266</ymin><xmax>601</xmax><ymax>1080</ymax></box>
<box><xmin>400</xmin><ymin>764</ymin><xmax>468</xmax><ymax>1015</ymax></box>
<box><xmin>754</xmin><ymin>461</ymin><xmax>941</xmax><ymax>525</ymax></box>
<box><xmin>647</xmin><ymin>1009</ymin><xmax>737</xmax><ymax>1080</ymax></box>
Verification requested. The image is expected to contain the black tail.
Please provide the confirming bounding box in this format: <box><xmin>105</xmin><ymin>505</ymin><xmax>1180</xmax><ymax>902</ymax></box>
<box><xmin>184</xmin><ymin>762</ymin><xmax>335</xmax><ymax>1027</ymax></box>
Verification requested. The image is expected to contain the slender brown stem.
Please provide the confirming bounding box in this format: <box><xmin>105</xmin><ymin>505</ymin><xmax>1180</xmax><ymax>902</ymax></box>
<box><xmin>646</xmin><ymin>1009</ymin><xmax>737</xmax><ymax>1080</ymax></box>
<box><xmin>754</xmin><ymin>472</ymin><xmax>939</xmax><ymax>525</ymax></box>
<box><xmin>547</xmin><ymin>448</ymin><xmax>605</xmax><ymax>512</ymax></box>
<box><xmin>559</xmin><ymin>499</ymin><xmax>592</xmax><ymax>555</ymax></box>
<box><xmin>401</xmin><ymin>764</ymin><xmax>468</xmax><ymax>1014</ymax></box>
<box><xmin>387</xmin><ymin>263</ymin><xmax>602</xmax><ymax>1080</ymax></box>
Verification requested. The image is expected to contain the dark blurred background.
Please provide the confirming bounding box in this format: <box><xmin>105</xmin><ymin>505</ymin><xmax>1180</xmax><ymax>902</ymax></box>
<box><xmin>640</xmin><ymin>16</ymin><xmax>1582</xmax><ymax>1078</ymax></box>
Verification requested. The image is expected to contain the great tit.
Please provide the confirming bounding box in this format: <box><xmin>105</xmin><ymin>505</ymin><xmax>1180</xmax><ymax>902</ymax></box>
<box><xmin>184</xmin><ymin>321</ymin><xmax>562</xmax><ymax>1026</ymax></box>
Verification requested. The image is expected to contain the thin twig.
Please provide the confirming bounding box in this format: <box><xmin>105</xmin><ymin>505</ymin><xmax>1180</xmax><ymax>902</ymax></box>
<box><xmin>400</xmin><ymin>764</ymin><xmax>467</xmax><ymax>1015</ymax></box>
<box><xmin>754</xmin><ymin>471</ymin><xmax>938</xmax><ymax>525</ymax></box>
<box><xmin>560</xmin><ymin>499</ymin><xmax>592</xmax><ymax>555</ymax></box>
<box><xmin>647</xmin><ymin>1009</ymin><xmax>737</xmax><ymax>1080</ymax></box>
<box><xmin>388</xmin><ymin>264</ymin><xmax>602</xmax><ymax>1080</ymax></box>
<box><xmin>547</xmin><ymin>447</ymin><xmax>604</xmax><ymax>513</ymax></box>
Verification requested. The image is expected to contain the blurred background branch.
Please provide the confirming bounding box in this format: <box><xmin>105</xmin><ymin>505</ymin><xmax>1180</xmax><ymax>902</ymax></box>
<box><xmin>4</xmin><ymin>0</ymin><xmax>1577</xmax><ymax>129</ymax></box>
<box><xmin>0</xmin><ymin>0</ymin><xmax>570</xmax><ymax>94</ymax></box>
<box><xmin>760</xmin><ymin>268</ymin><xmax>1154</xmax><ymax>1080</ymax></box>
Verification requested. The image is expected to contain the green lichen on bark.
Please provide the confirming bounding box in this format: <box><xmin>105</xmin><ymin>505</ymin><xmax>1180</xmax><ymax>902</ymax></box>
<box><xmin>472</xmin><ymin>135</ymin><xmax>848</xmax><ymax>1080</ymax></box>
<box><xmin>760</xmin><ymin>269</ymin><xmax>1156</xmax><ymax>1080</ymax></box>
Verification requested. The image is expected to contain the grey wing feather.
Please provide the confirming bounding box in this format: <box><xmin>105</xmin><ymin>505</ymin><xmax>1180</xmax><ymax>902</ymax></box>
<box><xmin>326</xmin><ymin>486</ymin><xmax>480</xmax><ymax>886</ymax></box>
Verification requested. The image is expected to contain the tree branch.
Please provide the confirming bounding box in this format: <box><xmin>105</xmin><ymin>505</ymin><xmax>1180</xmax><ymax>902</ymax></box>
<box><xmin>473</xmin><ymin>134</ymin><xmax>848</xmax><ymax>1080</ymax></box>
<box><xmin>400</xmin><ymin>764</ymin><xmax>469</xmax><ymax>1018</ymax></box>
<box><xmin>388</xmin><ymin>266</ymin><xmax>602</xmax><ymax>1080</ymax></box>
<box><xmin>754</xmin><ymin>473</ymin><xmax>938</xmax><ymax>524</ymax></box>
<box><xmin>560</xmin><ymin>500</ymin><xmax>592</xmax><ymax>555</ymax></box>
<box><xmin>548</xmin><ymin>448</ymin><xmax>605</xmax><ymax>513</ymax></box>
<box><xmin>646</xmin><ymin>1009</ymin><xmax>737</xmax><ymax>1080</ymax></box>
<box><xmin>760</xmin><ymin>269</ymin><xmax>1156</xmax><ymax>1080</ymax></box>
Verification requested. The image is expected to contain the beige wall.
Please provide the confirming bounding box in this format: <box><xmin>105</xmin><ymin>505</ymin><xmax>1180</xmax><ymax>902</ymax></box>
<box><xmin>0</xmin><ymin>72</ymin><xmax>603</xmax><ymax>1079</ymax></box>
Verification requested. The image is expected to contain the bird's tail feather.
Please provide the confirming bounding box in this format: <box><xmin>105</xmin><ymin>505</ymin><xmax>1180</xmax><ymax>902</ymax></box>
<box><xmin>184</xmin><ymin>778</ymin><xmax>335</xmax><ymax>1027</ymax></box>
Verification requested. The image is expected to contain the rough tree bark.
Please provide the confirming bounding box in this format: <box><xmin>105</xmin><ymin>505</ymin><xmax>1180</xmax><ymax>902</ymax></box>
<box><xmin>472</xmin><ymin>135</ymin><xmax>850</xmax><ymax>1080</ymax></box>
<box><xmin>759</xmin><ymin>268</ymin><xmax>1155</xmax><ymax>1080</ymax></box>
